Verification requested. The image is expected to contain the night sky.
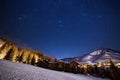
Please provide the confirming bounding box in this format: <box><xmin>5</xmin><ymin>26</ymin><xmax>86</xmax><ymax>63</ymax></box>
<box><xmin>0</xmin><ymin>0</ymin><xmax>120</xmax><ymax>59</ymax></box>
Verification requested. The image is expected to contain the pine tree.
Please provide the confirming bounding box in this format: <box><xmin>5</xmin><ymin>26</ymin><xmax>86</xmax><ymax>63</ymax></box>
<box><xmin>27</xmin><ymin>54</ymin><xmax>31</xmax><ymax>64</ymax></box>
<box><xmin>0</xmin><ymin>42</ymin><xmax>7</xmax><ymax>51</ymax></box>
<box><xmin>110</xmin><ymin>59</ymin><xmax>120</xmax><ymax>80</ymax></box>
<box><xmin>31</xmin><ymin>56</ymin><xmax>35</xmax><ymax>65</ymax></box>
<box><xmin>4</xmin><ymin>49</ymin><xmax>13</xmax><ymax>60</ymax></box>
<box><xmin>18</xmin><ymin>53</ymin><xmax>24</xmax><ymax>62</ymax></box>
<box><xmin>9</xmin><ymin>48</ymin><xmax>15</xmax><ymax>61</ymax></box>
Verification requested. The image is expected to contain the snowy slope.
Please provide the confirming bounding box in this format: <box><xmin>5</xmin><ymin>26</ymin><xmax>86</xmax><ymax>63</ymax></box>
<box><xmin>0</xmin><ymin>60</ymin><xmax>109</xmax><ymax>80</ymax></box>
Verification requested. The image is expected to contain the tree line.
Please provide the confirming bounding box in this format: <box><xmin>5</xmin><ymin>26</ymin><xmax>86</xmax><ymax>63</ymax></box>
<box><xmin>36</xmin><ymin>59</ymin><xmax>120</xmax><ymax>80</ymax></box>
<box><xmin>0</xmin><ymin>39</ymin><xmax>120</xmax><ymax>80</ymax></box>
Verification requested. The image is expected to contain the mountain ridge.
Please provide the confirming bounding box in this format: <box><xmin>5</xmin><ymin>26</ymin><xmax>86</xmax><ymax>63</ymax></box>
<box><xmin>0</xmin><ymin>37</ymin><xmax>56</xmax><ymax>64</ymax></box>
<box><xmin>61</xmin><ymin>48</ymin><xmax>120</xmax><ymax>63</ymax></box>
<box><xmin>1</xmin><ymin>37</ymin><xmax>120</xmax><ymax>64</ymax></box>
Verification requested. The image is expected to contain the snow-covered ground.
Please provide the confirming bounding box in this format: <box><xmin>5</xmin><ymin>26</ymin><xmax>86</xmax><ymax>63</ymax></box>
<box><xmin>0</xmin><ymin>60</ymin><xmax>109</xmax><ymax>80</ymax></box>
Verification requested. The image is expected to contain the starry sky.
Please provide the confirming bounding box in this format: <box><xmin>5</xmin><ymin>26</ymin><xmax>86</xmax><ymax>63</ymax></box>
<box><xmin>0</xmin><ymin>0</ymin><xmax>120</xmax><ymax>59</ymax></box>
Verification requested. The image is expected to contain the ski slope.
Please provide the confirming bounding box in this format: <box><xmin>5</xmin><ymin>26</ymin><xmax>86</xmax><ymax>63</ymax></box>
<box><xmin>0</xmin><ymin>60</ymin><xmax>109</xmax><ymax>80</ymax></box>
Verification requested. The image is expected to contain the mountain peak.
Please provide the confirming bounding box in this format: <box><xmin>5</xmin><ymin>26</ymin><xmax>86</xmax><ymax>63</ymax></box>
<box><xmin>61</xmin><ymin>48</ymin><xmax>120</xmax><ymax>63</ymax></box>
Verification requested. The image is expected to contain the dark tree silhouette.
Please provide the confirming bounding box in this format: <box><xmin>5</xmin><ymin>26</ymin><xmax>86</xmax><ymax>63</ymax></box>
<box><xmin>27</xmin><ymin>54</ymin><xmax>31</xmax><ymax>64</ymax></box>
<box><xmin>18</xmin><ymin>53</ymin><xmax>24</xmax><ymax>62</ymax></box>
<box><xmin>4</xmin><ymin>48</ymin><xmax>13</xmax><ymax>60</ymax></box>
<box><xmin>31</xmin><ymin>56</ymin><xmax>35</xmax><ymax>65</ymax></box>
<box><xmin>0</xmin><ymin>42</ymin><xmax>7</xmax><ymax>51</ymax></box>
<box><xmin>109</xmin><ymin>60</ymin><xmax>120</xmax><ymax>80</ymax></box>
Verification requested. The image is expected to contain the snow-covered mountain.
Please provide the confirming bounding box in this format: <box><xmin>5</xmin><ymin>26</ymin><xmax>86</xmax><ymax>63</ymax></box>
<box><xmin>0</xmin><ymin>60</ymin><xmax>109</xmax><ymax>80</ymax></box>
<box><xmin>61</xmin><ymin>48</ymin><xmax>120</xmax><ymax>63</ymax></box>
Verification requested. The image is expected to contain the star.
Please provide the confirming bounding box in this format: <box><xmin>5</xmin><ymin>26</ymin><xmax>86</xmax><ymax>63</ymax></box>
<box><xmin>18</xmin><ymin>17</ymin><xmax>22</xmax><ymax>20</ymax></box>
<box><xmin>97</xmin><ymin>15</ymin><xmax>102</xmax><ymax>18</ymax></box>
<box><xmin>32</xmin><ymin>8</ymin><xmax>39</xmax><ymax>13</ymax></box>
<box><xmin>58</xmin><ymin>20</ymin><xmax>62</xmax><ymax>24</ymax></box>
<box><xmin>95</xmin><ymin>15</ymin><xmax>103</xmax><ymax>20</ymax></box>
<box><xmin>81</xmin><ymin>13</ymin><xmax>88</xmax><ymax>17</ymax></box>
<box><xmin>58</xmin><ymin>20</ymin><xmax>64</xmax><ymax>27</ymax></box>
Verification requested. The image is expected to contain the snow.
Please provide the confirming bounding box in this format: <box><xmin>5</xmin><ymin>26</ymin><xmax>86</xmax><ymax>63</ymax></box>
<box><xmin>83</xmin><ymin>50</ymin><xmax>102</xmax><ymax>60</ymax></box>
<box><xmin>90</xmin><ymin>50</ymin><xmax>101</xmax><ymax>56</ymax></box>
<box><xmin>0</xmin><ymin>60</ymin><xmax>109</xmax><ymax>80</ymax></box>
<box><xmin>84</xmin><ymin>55</ymin><xmax>92</xmax><ymax>60</ymax></box>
